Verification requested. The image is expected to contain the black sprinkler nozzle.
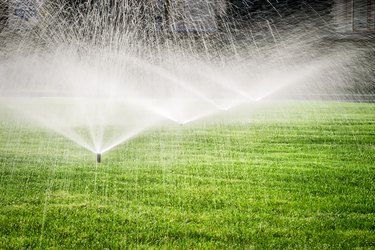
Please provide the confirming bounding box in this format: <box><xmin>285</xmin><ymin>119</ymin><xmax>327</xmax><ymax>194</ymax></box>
<box><xmin>97</xmin><ymin>153</ymin><xmax>101</xmax><ymax>163</ymax></box>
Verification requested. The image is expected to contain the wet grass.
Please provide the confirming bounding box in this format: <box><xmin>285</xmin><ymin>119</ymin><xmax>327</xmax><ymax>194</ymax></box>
<box><xmin>0</xmin><ymin>102</ymin><xmax>374</xmax><ymax>249</ymax></box>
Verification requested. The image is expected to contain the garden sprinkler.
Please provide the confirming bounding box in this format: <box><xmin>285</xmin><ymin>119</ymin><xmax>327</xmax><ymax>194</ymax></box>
<box><xmin>96</xmin><ymin>153</ymin><xmax>101</xmax><ymax>163</ymax></box>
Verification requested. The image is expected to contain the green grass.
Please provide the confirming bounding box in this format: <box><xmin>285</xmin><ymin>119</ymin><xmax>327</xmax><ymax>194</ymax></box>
<box><xmin>0</xmin><ymin>102</ymin><xmax>374</xmax><ymax>249</ymax></box>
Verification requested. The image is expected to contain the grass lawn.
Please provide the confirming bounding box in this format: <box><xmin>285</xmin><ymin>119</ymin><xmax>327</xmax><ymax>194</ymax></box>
<box><xmin>0</xmin><ymin>101</ymin><xmax>374</xmax><ymax>249</ymax></box>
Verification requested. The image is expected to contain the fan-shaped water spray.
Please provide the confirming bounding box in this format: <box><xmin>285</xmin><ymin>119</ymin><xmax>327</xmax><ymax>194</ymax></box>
<box><xmin>0</xmin><ymin>0</ymin><xmax>366</xmax><ymax>161</ymax></box>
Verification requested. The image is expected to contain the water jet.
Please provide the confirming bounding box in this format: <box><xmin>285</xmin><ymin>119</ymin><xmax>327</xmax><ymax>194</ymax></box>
<box><xmin>0</xmin><ymin>0</ymin><xmax>365</xmax><ymax>159</ymax></box>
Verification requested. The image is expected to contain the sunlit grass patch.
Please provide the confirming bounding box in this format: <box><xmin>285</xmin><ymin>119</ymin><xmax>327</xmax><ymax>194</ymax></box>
<box><xmin>0</xmin><ymin>102</ymin><xmax>374</xmax><ymax>249</ymax></box>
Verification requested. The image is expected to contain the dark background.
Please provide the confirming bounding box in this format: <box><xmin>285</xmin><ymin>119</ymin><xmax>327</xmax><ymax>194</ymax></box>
<box><xmin>228</xmin><ymin>0</ymin><xmax>333</xmax><ymax>19</ymax></box>
<box><xmin>0</xmin><ymin>0</ymin><xmax>335</xmax><ymax>31</ymax></box>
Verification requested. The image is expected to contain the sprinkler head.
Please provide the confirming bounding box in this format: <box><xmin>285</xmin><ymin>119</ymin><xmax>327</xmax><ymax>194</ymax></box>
<box><xmin>96</xmin><ymin>153</ymin><xmax>101</xmax><ymax>163</ymax></box>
